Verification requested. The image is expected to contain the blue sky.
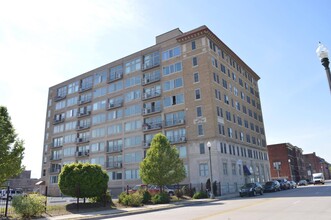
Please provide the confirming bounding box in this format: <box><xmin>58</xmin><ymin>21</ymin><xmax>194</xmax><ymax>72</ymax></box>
<box><xmin>0</xmin><ymin>0</ymin><xmax>330</xmax><ymax>178</ymax></box>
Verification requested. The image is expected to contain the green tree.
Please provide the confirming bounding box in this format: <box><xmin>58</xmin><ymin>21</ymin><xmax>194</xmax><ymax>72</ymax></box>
<box><xmin>58</xmin><ymin>163</ymin><xmax>109</xmax><ymax>199</ymax></box>
<box><xmin>0</xmin><ymin>106</ymin><xmax>25</xmax><ymax>185</ymax></box>
<box><xmin>140</xmin><ymin>133</ymin><xmax>186</xmax><ymax>190</ymax></box>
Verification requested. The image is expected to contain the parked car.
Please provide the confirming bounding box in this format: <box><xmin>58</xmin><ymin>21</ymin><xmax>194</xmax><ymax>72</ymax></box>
<box><xmin>128</xmin><ymin>184</ymin><xmax>159</xmax><ymax>195</ymax></box>
<box><xmin>289</xmin><ymin>181</ymin><xmax>297</xmax><ymax>189</ymax></box>
<box><xmin>263</xmin><ymin>180</ymin><xmax>281</xmax><ymax>192</ymax></box>
<box><xmin>275</xmin><ymin>178</ymin><xmax>290</xmax><ymax>190</ymax></box>
<box><xmin>239</xmin><ymin>182</ymin><xmax>264</xmax><ymax>197</ymax></box>
<box><xmin>149</xmin><ymin>185</ymin><xmax>175</xmax><ymax>196</ymax></box>
<box><xmin>298</xmin><ymin>180</ymin><xmax>308</xmax><ymax>186</ymax></box>
<box><xmin>0</xmin><ymin>189</ymin><xmax>24</xmax><ymax>201</ymax></box>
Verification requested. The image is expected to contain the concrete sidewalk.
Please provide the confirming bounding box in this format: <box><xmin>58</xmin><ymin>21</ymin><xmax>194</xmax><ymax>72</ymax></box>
<box><xmin>43</xmin><ymin>193</ymin><xmax>238</xmax><ymax>220</ymax></box>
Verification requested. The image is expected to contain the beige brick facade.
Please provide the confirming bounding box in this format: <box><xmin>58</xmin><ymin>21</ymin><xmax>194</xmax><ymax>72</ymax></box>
<box><xmin>41</xmin><ymin>26</ymin><xmax>270</xmax><ymax>196</ymax></box>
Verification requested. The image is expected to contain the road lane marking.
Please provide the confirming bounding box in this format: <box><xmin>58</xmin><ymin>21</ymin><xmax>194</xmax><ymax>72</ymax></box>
<box><xmin>193</xmin><ymin>199</ymin><xmax>274</xmax><ymax>220</ymax></box>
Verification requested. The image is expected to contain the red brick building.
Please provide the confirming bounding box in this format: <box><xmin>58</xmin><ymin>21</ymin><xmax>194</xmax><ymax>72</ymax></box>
<box><xmin>303</xmin><ymin>153</ymin><xmax>331</xmax><ymax>181</ymax></box>
<box><xmin>267</xmin><ymin>143</ymin><xmax>306</xmax><ymax>182</ymax></box>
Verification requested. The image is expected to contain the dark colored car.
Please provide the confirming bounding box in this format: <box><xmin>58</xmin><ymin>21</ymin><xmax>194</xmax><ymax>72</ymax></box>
<box><xmin>263</xmin><ymin>180</ymin><xmax>281</xmax><ymax>192</ymax></box>
<box><xmin>276</xmin><ymin>178</ymin><xmax>290</xmax><ymax>190</ymax></box>
<box><xmin>239</xmin><ymin>182</ymin><xmax>264</xmax><ymax>197</ymax></box>
<box><xmin>298</xmin><ymin>180</ymin><xmax>308</xmax><ymax>186</ymax></box>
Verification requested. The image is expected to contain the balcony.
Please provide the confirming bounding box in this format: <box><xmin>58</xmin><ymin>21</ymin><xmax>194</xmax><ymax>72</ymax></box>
<box><xmin>76</xmin><ymin>123</ymin><xmax>91</xmax><ymax>131</ymax></box>
<box><xmin>143</xmin><ymin>122</ymin><xmax>162</xmax><ymax>132</ymax></box>
<box><xmin>77</xmin><ymin>111</ymin><xmax>91</xmax><ymax>118</ymax></box>
<box><xmin>142</xmin><ymin>107</ymin><xmax>162</xmax><ymax>116</ymax></box>
<box><xmin>142</xmin><ymin>141</ymin><xmax>151</xmax><ymax>149</ymax></box>
<box><xmin>79</xmin><ymin>84</ymin><xmax>93</xmax><ymax>93</ymax></box>
<box><xmin>168</xmin><ymin>136</ymin><xmax>187</xmax><ymax>144</ymax></box>
<box><xmin>142</xmin><ymin>74</ymin><xmax>161</xmax><ymax>86</ymax></box>
<box><xmin>142</xmin><ymin>90</ymin><xmax>161</xmax><ymax>101</ymax></box>
<box><xmin>49</xmin><ymin>168</ymin><xmax>61</xmax><ymax>174</ymax></box>
<box><xmin>141</xmin><ymin>61</ymin><xmax>160</xmax><ymax>71</ymax></box>
<box><xmin>164</xmin><ymin>119</ymin><xmax>186</xmax><ymax>128</ymax></box>
<box><xmin>78</xmin><ymin>98</ymin><xmax>92</xmax><ymax>105</ymax></box>
<box><xmin>50</xmin><ymin>156</ymin><xmax>61</xmax><ymax>161</ymax></box>
<box><xmin>76</xmin><ymin>137</ymin><xmax>90</xmax><ymax>144</ymax></box>
<box><xmin>54</xmin><ymin>94</ymin><xmax>66</xmax><ymax>102</ymax></box>
<box><xmin>108</xmin><ymin>73</ymin><xmax>123</xmax><ymax>83</ymax></box>
<box><xmin>53</xmin><ymin>117</ymin><xmax>65</xmax><ymax>125</ymax></box>
<box><xmin>107</xmin><ymin>100</ymin><xmax>123</xmax><ymax>110</ymax></box>
<box><xmin>106</xmin><ymin>162</ymin><xmax>122</xmax><ymax>169</ymax></box>
<box><xmin>75</xmin><ymin>150</ymin><xmax>90</xmax><ymax>157</ymax></box>
<box><xmin>107</xmin><ymin>146</ymin><xmax>123</xmax><ymax>153</ymax></box>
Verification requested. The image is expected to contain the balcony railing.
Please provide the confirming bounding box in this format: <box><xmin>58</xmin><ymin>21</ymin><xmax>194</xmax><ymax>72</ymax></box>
<box><xmin>107</xmin><ymin>146</ymin><xmax>122</xmax><ymax>153</ymax></box>
<box><xmin>108</xmin><ymin>73</ymin><xmax>123</xmax><ymax>83</ymax></box>
<box><xmin>75</xmin><ymin>150</ymin><xmax>90</xmax><ymax>157</ymax></box>
<box><xmin>141</xmin><ymin>60</ymin><xmax>160</xmax><ymax>71</ymax></box>
<box><xmin>78</xmin><ymin>98</ymin><xmax>92</xmax><ymax>105</ymax></box>
<box><xmin>143</xmin><ymin>122</ymin><xmax>162</xmax><ymax>132</ymax></box>
<box><xmin>106</xmin><ymin>162</ymin><xmax>122</xmax><ymax>169</ymax></box>
<box><xmin>50</xmin><ymin>155</ymin><xmax>62</xmax><ymax>161</ymax></box>
<box><xmin>54</xmin><ymin>94</ymin><xmax>66</xmax><ymax>102</ymax></box>
<box><xmin>53</xmin><ymin>117</ymin><xmax>65</xmax><ymax>125</ymax></box>
<box><xmin>142</xmin><ymin>107</ymin><xmax>162</xmax><ymax>116</ymax></box>
<box><xmin>76</xmin><ymin>137</ymin><xmax>90</xmax><ymax>144</ymax></box>
<box><xmin>142</xmin><ymin>89</ymin><xmax>161</xmax><ymax>100</ymax></box>
<box><xmin>76</xmin><ymin>123</ymin><xmax>91</xmax><ymax>131</ymax></box>
<box><xmin>164</xmin><ymin>119</ymin><xmax>186</xmax><ymax>128</ymax></box>
<box><xmin>77</xmin><ymin>111</ymin><xmax>91</xmax><ymax>118</ymax></box>
<box><xmin>49</xmin><ymin>168</ymin><xmax>61</xmax><ymax>173</ymax></box>
<box><xmin>79</xmin><ymin>84</ymin><xmax>93</xmax><ymax>93</ymax></box>
<box><xmin>142</xmin><ymin>74</ymin><xmax>161</xmax><ymax>86</ymax></box>
<box><xmin>168</xmin><ymin>136</ymin><xmax>187</xmax><ymax>144</ymax></box>
<box><xmin>107</xmin><ymin>100</ymin><xmax>124</xmax><ymax>110</ymax></box>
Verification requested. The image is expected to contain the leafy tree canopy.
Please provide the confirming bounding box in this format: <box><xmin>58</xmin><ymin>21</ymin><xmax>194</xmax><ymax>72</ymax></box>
<box><xmin>0</xmin><ymin>106</ymin><xmax>25</xmax><ymax>185</ymax></box>
<box><xmin>140</xmin><ymin>133</ymin><xmax>186</xmax><ymax>188</ymax></box>
<box><xmin>58</xmin><ymin>163</ymin><xmax>109</xmax><ymax>198</ymax></box>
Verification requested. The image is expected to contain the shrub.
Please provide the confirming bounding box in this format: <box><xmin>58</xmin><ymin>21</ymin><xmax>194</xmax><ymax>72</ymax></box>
<box><xmin>12</xmin><ymin>194</ymin><xmax>46</xmax><ymax>218</ymax></box>
<box><xmin>182</xmin><ymin>185</ymin><xmax>195</xmax><ymax>197</ymax></box>
<box><xmin>192</xmin><ymin>191</ymin><xmax>208</xmax><ymax>199</ymax></box>
<box><xmin>139</xmin><ymin>189</ymin><xmax>151</xmax><ymax>204</ymax></box>
<box><xmin>118</xmin><ymin>192</ymin><xmax>143</xmax><ymax>207</ymax></box>
<box><xmin>89</xmin><ymin>190</ymin><xmax>114</xmax><ymax>206</ymax></box>
<box><xmin>151</xmin><ymin>192</ymin><xmax>170</xmax><ymax>204</ymax></box>
<box><xmin>175</xmin><ymin>189</ymin><xmax>183</xmax><ymax>198</ymax></box>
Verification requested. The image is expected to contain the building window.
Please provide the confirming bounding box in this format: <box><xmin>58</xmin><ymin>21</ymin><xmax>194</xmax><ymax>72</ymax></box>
<box><xmin>162</xmin><ymin>46</ymin><xmax>181</xmax><ymax>61</ymax></box>
<box><xmin>197</xmin><ymin>124</ymin><xmax>204</xmax><ymax>136</ymax></box>
<box><xmin>191</xmin><ymin>41</ymin><xmax>196</xmax><ymax>50</ymax></box>
<box><xmin>163</xmin><ymin>77</ymin><xmax>183</xmax><ymax>91</ymax></box>
<box><xmin>232</xmin><ymin>163</ymin><xmax>236</xmax><ymax>175</ymax></box>
<box><xmin>163</xmin><ymin>93</ymin><xmax>184</xmax><ymax>107</ymax></box>
<box><xmin>238</xmin><ymin>164</ymin><xmax>242</xmax><ymax>175</ymax></box>
<box><xmin>196</xmin><ymin>106</ymin><xmax>202</xmax><ymax>117</ymax></box>
<box><xmin>223</xmin><ymin>162</ymin><xmax>228</xmax><ymax>175</ymax></box>
<box><xmin>218</xmin><ymin>123</ymin><xmax>225</xmax><ymax>135</ymax></box>
<box><xmin>216</xmin><ymin>106</ymin><xmax>223</xmax><ymax>117</ymax></box>
<box><xmin>50</xmin><ymin>175</ymin><xmax>58</xmax><ymax>184</ymax></box>
<box><xmin>193</xmin><ymin>72</ymin><xmax>199</xmax><ymax>83</ymax></box>
<box><xmin>195</xmin><ymin>89</ymin><xmax>201</xmax><ymax>100</ymax></box>
<box><xmin>199</xmin><ymin>143</ymin><xmax>205</xmax><ymax>154</ymax></box>
<box><xmin>192</xmin><ymin>57</ymin><xmax>198</xmax><ymax>66</ymax></box>
<box><xmin>199</xmin><ymin>163</ymin><xmax>209</xmax><ymax>177</ymax></box>
<box><xmin>125</xmin><ymin>58</ymin><xmax>141</xmax><ymax>74</ymax></box>
<box><xmin>163</xmin><ymin>62</ymin><xmax>182</xmax><ymax>76</ymax></box>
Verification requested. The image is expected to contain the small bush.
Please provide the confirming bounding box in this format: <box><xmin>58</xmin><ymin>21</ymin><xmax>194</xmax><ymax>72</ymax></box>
<box><xmin>151</xmin><ymin>192</ymin><xmax>170</xmax><ymax>204</ymax></box>
<box><xmin>12</xmin><ymin>194</ymin><xmax>46</xmax><ymax>218</ymax></box>
<box><xmin>139</xmin><ymin>189</ymin><xmax>151</xmax><ymax>204</ymax></box>
<box><xmin>118</xmin><ymin>192</ymin><xmax>143</xmax><ymax>207</ymax></box>
<box><xmin>175</xmin><ymin>189</ymin><xmax>183</xmax><ymax>198</ymax></box>
<box><xmin>89</xmin><ymin>190</ymin><xmax>114</xmax><ymax>206</ymax></box>
<box><xmin>192</xmin><ymin>191</ymin><xmax>208</xmax><ymax>199</ymax></box>
<box><xmin>182</xmin><ymin>185</ymin><xmax>195</xmax><ymax>197</ymax></box>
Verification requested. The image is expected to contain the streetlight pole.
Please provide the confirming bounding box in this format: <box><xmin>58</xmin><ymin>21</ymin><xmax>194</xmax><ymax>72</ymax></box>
<box><xmin>316</xmin><ymin>42</ymin><xmax>331</xmax><ymax>93</ymax></box>
<box><xmin>207</xmin><ymin>141</ymin><xmax>215</xmax><ymax>199</ymax></box>
<box><xmin>288</xmin><ymin>159</ymin><xmax>292</xmax><ymax>181</ymax></box>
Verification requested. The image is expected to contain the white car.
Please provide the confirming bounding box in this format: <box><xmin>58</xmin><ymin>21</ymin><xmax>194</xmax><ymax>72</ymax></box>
<box><xmin>0</xmin><ymin>189</ymin><xmax>24</xmax><ymax>201</ymax></box>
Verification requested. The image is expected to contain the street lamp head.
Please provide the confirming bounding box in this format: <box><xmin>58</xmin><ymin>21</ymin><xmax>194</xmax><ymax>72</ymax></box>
<box><xmin>316</xmin><ymin>42</ymin><xmax>329</xmax><ymax>60</ymax></box>
<box><xmin>207</xmin><ymin>141</ymin><xmax>211</xmax><ymax>148</ymax></box>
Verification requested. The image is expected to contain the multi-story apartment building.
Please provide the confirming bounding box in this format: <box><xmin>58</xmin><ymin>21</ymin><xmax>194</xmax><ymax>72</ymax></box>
<box><xmin>41</xmin><ymin>25</ymin><xmax>270</xmax><ymax>196</ymax></box>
